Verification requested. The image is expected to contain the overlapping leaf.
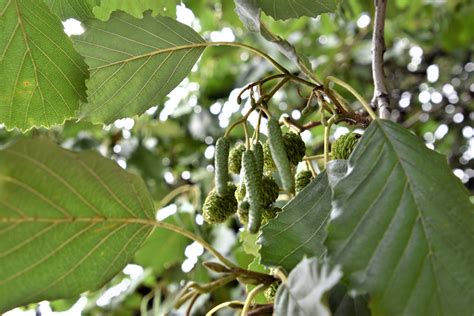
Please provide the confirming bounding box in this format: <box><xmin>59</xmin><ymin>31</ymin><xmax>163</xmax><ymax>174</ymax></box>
<box><xmin>43</xmin><ymin>0</ymin><xmax>99</xmax><ymax>20</ymax></box>
<box><xmin>326</xmin><ymin>120</ymin><xmax>474</xmax><ymax>316</ymax></box>
<box><xmin>73</xmin><ymin>12</ymin><xmax>205</xmax><ymax>124</ymax></box>
<box><xmin>258</xmin><ymin>171</ymin><xmax>332</xmax><ymax>271</ymax></box>
<box><xmin>0</xmin><ymin>139</ymin><xmax>155</xmax><ymax>312</ymax></box>
<box><xmin>256</xmin><ymin>0</ymin><xmax>339</xmax><ymax>20</ymax></box>
<box><xmin>0</xmin><ymin>0</ymin><xmax>88</xmax><ymax>130</ymax></box>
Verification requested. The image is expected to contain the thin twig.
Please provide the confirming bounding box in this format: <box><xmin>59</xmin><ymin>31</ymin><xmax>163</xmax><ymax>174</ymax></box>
<box><xmin>371</xmin><ymin>0</ymin><xmax>390</xmax><ymax>119</ymax></box>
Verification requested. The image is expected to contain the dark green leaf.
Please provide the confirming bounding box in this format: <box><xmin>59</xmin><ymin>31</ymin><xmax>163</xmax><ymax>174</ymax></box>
<box><xmin>0</xmin><ymin>139</ymin><xmax>155</xmax><ymax>312</ymax></box>
<box><xmin>258</xmin><ymin>171</ymin><xmax>332</xmax><ymax>271</ymax></box>
<box><xmin>274</xmin><ymin>257</ymin><xmax>342</xmax><ymax>316</ymax></box>
<box><xmin>326</xmin><ymin>120</ymin><xmax>474</xmax><ymax>316</ymax></box>
<box><xmin>0</xmin><ymin>0</ymin><xmax>88</xmax><ymax>131</ymax></box>
<box><xmin>73</xmin><ymin>12</ymin><xmax>205</xmax><ymax>124</ymax></box>
<box><xmin>256</xmin><ymin>0</ymin><xmax>339</xmax><ymax>20</ymax></box>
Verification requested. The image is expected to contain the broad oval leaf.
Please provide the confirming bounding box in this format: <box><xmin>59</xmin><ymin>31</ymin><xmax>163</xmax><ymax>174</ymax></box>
<box><xmin>258</xmin><ymin>170</ymin><xmax>333</xmax><ymax>271</ymax></box>
<box><xmin>274</xmin><ymin>257</ymin><xmax>342</xmax><ymax>316</ymax></box>
<box><xmin>0</xmin><ymin>139</ymin><xmax>155</xmax><ymax>313</ymax></box>
<box><xmin>256</xmin><ymin>0</ymin><xmax>339</xmax><ymax>20</ymax></box>
<box><xmin>0</xmin><ymin>0</ymin><xmax>88</xmax><ymax>131</ymax></box>
<box><xmin>43</xmin><ymin>0</ymin><xmax>99</xmax><ymax>20</ymax></box>
<box><xmin>73</xmin><ymin>12</ymin><xmax>205</xmax><ymax>124</ymax></box>
<box><xmin>326</xmin><ymin>120</ymin><xmax>474</xmax><ymax>316</ymax></box>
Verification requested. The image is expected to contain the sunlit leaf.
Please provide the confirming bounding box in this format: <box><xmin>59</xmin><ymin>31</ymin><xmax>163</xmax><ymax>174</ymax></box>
<box><xmin>0</xmin><ymin>139</ymin><xmax>155</xmax><ymax>312</ymax></box>
<box><xmin>43</xmin><ymin>0</ymin><xmax>99</xmax><ymax>20</ymax></box>
<box><xmin>0</xmin><ymin>0</ymin><xmax>87</xmax><ymax>131</ymax></box>
<box><xmin>274</xmin><ymin>257</ymin><xmax>342</xmax><ymax>316</ymax></box>
<box><xmin>73</xmin><ymin>12</ymin><xmax>205</xmax><ymax>124</ymax></box>
<box><xmin>135</xmin><ymin>214</ymin><xmax>193</xmax><ymax>273</ymax></box>
<box><xmin>93</xmin><ymin>0</ymin><xmax>179</xmax><ymax>20</ymax></box>
<box><xmin>326</xmin><ymin>120</ymin><xmax>474</xmax><ymax>316</ymax></box>
<box><xmin>256</xmin><ymin>0</ymin><xmax>339</xmax><ymax>20</ymax></box>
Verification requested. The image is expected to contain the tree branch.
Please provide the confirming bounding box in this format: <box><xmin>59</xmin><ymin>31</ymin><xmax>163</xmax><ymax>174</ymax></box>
<box><xmin>371</xmin><ymin>0</ymin><xmax>390</xmax><ymax>119</ymax></box>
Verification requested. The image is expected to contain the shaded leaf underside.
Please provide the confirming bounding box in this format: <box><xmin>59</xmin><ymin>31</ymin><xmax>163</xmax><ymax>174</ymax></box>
<box><xmin>256</xmin><ymin>0</ymin><xmax>338</xmax><ymax>20</ymax></box>
<box><xmin>0</xmin><ymin>139</ymin><xmax>155</xmax><ymax>312</ymax></box>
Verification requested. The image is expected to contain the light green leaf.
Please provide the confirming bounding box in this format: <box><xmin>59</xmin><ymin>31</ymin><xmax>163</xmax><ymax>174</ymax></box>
<box><xmin>0</xmin><ymin>139</ymin><xmax>155</xmax><ymax>313</ymax></box>
<box><xmin>93</xmin><ymin>0</ymin><xmax>179</xmax><ymax>20</ymax></box>
<box><xmin>256</xmin><ymin>0</ymin><xmax>339</xmax><ymax>20</ymax></box>
<box><xmin>274</xmin><ymin>257</ymin><xmax>342</xmax><ymax>316</ymax></box>
<box><xmin>134</xmin><ymin>214</ymin><xmax>192</xmax><ymax>273</ymax></box>
<box><xmin>73</xmin><ymin>12</ymin><xmax>205</xmax><ymax>124</ymax></box>
<box><xmin>43</xmin><ymin>0</ymin><xmax>100</xmax><ymax>20</ymax></box>
<box><xmin>258</xmin><ymin>171</ymin><xmax>333</xmax><ymax>271</ymax></box>
<box><xmin>0</xmin><ymin>0</ymin><xmax>88</xmax><ymax>131</ymax></box>
<box><xmin>240</xmin><ymin>229</ymin><xmax>260</xmax><ymax>256</ymax></box>
<box><xmin>326</xmin><ymin>120</ymin><xmax>474</xmax><ymax>316</ymax></box>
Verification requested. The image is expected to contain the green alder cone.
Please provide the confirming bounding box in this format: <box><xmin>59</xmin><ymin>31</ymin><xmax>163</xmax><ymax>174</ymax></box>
<box><xmin>235</xmin><ymin>176</ymin><xmax>280</xmax><ymax>207</ymax></box>
<box><xmin>242</xmin><ymin>150</ymin><xmax>263</xmax><ymax>233</ymax></box>
<box><xmin>267</xmin><ymin>119</ymin><xmax>294</xmax><ymax>192</ymax></box>
<box><xmin>264</xmin><ymin>282</ymin><xmax>280</xmax><ymax>301</ymax></box>
<box><xmin>202</xmin><ymin>183</ymin><xmax>238</xmax><ymax>224</ymax></box>
<box><xmin>215</xmin><ymin>137</ymin><xmax>230</xmax><ymax>196</ymax></box>
<box><xmin>263</xmin><ymin>132</ymin><xmax>306</xmax><ymax>174</ymax></box>
<box><xmin>238</xmin><ymin>205</ymin><xmax>281</xmax><ymax>226</ymax></box>
<box><xmin>331</xmin><ymin>133</ymin><xmax>361</xmax><ymax>160</ymax></box>
<box><xmin>229</xmin><ymin>143</ymin><xmax>246</xmax><ymax>174</ymax></box>
<box><xmin>295</xmin><ymin>170</ymin><xmax>313</xmax><ymax>193</ymax></box>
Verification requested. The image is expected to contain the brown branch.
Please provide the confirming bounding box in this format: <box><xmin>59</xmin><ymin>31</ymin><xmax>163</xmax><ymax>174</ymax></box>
<box><xmin>371</xmin><ymin>0</ymin><xmax>390</xmax><ymax>119</ymax></box>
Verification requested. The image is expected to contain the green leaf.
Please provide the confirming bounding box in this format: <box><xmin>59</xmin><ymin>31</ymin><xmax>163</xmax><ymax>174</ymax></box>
<box><xmin>93</xmin><ymin>0</ymin><xmax>178</xmax><ymax>20</ymax></box>
<box><xmin>247</xmin><ymin>255</ymin><xmax>270</xmax><ymax>304</ymax></box>
<box><xmin>258</xmin><ymin>171</ymin><xmax>333</xmax><ymax>271</ymax></box>
<box><xmin>274</xmin><ymin>257</ymin><xmax>342</xmax><ymax>316</ymax></box>
<box><xmin>240</xmin><ymin>229</ymin><xmax>260</xmax><ymax>256</ymax></box>
<box><xmin>326</xmin><ymin>120</ymin><xmax>474</xmax><ymax>316</ymax></box>
<box><xmin>256</xmin><ymin>0</ymin><xmax>339</xmax><ymax>20</ymax></box>
<box><xmin>73</xmin><ymin>12</ymin><xmax>205</xmax><ymax>124</ymax></box>
<box><xmin>0</xmin><ymin>139</ymin><xmax>155</xmax><ymax>312</ymax></box>
<box><xmin>43</xmin><ymin>0</ymin><xmax>100</xmax><ymax>20</ymax></box>
<box><xmin>135</xmin><ymin>214</ymin><xmax>192</xmax><ymax>273</ymax></box>
<box><xmin>0</xmin><ymin>0</ymin><xmax>88</xmax><ymax>131</ymax></box>
<box><xmin>329</xmin><ymin>284</ymin><xmax>371</xmax><ymax>316</ymax></box>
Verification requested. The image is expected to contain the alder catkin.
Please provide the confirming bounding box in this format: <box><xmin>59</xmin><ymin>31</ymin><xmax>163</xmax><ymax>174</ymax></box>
<box><xmin>214</xmin><ymin>137</ymin><xmax>230</xmax><ymax>196</ymax></box>
<box><xmin>267</xmin><ymin>118</ymin><xmax>294</xmax><ymax>192</ymax></box>
<box><xmin>242</xmin><ymin>150</ymin><xmax>263</xmax><ymax>233</ymax></box>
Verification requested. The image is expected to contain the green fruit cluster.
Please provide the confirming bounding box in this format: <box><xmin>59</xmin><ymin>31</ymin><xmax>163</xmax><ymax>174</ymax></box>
<box><xmin>228</xmin><ymin>143</ymin><xmax>246</xmax><ymax>174</ymax></box>
<box><xmin>263</xmin><ymin>132</ymin><xmax>306</xmax><ymax>174</ymax></box>
<box><xmin>295</xmin><ymin>170</ymin><xmax>313</xmax><ymax>193</ymax></box>
<box><xmin>235</xmin><ymin>176</ymin><xmax>279</xmax><ymax>207</ymax></box>
<box><xmin>202</xmin><ymin>183</ymin><xmax>237</xmax><ymax>224</ymax></box>
<box><xmin>264</xmin><ymin>282</ymin><xmax>280</xmax><ymax>301</ymax></box>
<box><xmin>238</xmin><ymin>205</ymin><xmax>281</xmax><ymax>225</ymax></box>
<box><xmin>331</xmin><ymin>133</ymin><xmax>361</xmax><ymax>160</ymax></box>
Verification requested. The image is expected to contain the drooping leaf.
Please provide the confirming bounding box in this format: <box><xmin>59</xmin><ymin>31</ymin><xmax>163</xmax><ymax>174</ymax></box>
<box><xmin>93</xmin><ymin>0</ymin><xmax>179</xmax><ymax>20</ymax></box>
<box><xmin>134</xmin><ymin>214</ymin><xmax>193</xmax><ymax>273</ymax></box>
<box><xmin>43</xmin><ymin>0</ymin><xmax>100</xmax><ymax>20</ymax></box>
<box><xmin>258</xmin><ymin>171</ymin><xmax>333</xmax><ymax>271</ymax></box>
<box><xmin>234</xmin><ymin>0</ymin><xmax>315</xmax><ymax>81</ymax></box>
<box><xmin>274</xmin><ymin>257</ymin><xmax>342</xmax><ymax>316</ymax></box>
<box><xmin>326</xmin><ymin>120</ymin><xmax>474</xmax><ymax>316</ymax></box>
<box><xmin>256</xmin><ymin>0</ymin><xmax>339</xmax><ymax>20</ymax></box>
<box><xmin>0</xmin><ymin>139</ymin><xmax>155</xmax><ymax>313</ymax></box>
<box><xmin>73</xmin><ymin>12</ymin><xmax>205</xmax><ymax>124</ymax></box>
<box><xmin>0</xmin><ymin>0</ymin><xmax>88</xmax><ymax>131</ymax></box>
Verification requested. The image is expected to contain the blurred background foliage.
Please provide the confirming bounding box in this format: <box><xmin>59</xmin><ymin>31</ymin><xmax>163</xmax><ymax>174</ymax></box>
<box><xmin>4</xmin><ymin>0</ymin><xmax>473</xmax><ymax>315</ymax></box>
